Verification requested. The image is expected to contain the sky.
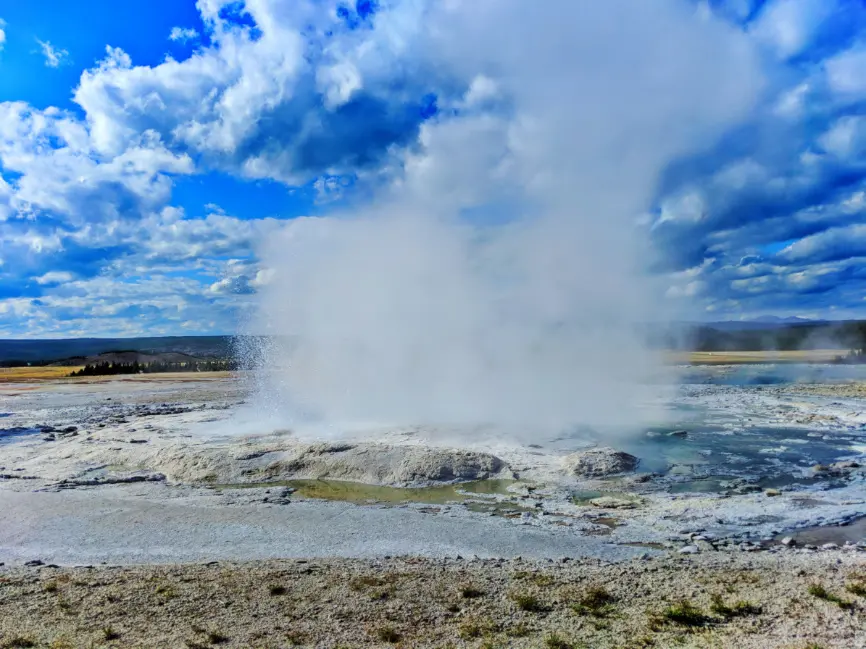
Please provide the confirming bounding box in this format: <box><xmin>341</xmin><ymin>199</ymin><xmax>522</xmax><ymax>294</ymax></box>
<box><xmin>1</xmin><ymin>0</ymin><xmax>866</xmax><ymax>337</ymax></box>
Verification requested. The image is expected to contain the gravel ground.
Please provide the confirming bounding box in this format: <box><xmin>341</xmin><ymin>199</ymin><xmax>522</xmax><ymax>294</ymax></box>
<box><xmin>0</xmin><ymin>552</ymin><xmax>864</xmax><ymax>649</ymax></box>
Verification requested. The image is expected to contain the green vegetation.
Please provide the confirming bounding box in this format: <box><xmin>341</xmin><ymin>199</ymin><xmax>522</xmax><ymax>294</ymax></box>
<box><xmin>505</xmin><ymin>623</ymin><xmax>530</xmax><ymax>638</ymax></box>
<box><xmin>846</xmin><ymin>579</ymin><xmax>866</xmax><ymax>597</ymax></box>
<box><xmin>458</xmin><ymin>618</ymin><xmax>495</xmax><ymax>640</ymax></box>
<box><xmin>70</xmin><ymin>359</ymin><xmax>236</xmax><ymax>376</ymax></box>
<box><xmin>544</xmin><ymin>632</ymin><xmax>580</xmax><ymax>649</ymax></box>
<box><xmin>101</xmin><ymin>627</ymin><xmax>120</xmax><ymax>641</ymax></box>
<box><xmin>657</xmin><ymin>600</ymin><xmax>712</xmax><ymax>627</ymax></box>
<box><xmin>375</xmin><ymin>626</ymin><xmax>401</xmax><ymax>643</ymax></box>
<box><xmin>807</xmin><ymin>583</ymin><xmax>853</xmax><ymax>609</ymax></box>
<box><xmin>510</xmin><ymin>591</ymin><xmax>549</xmax><ymax>612</ymax></box>
<box><xmin>460</xmin><ymin>584</ymin><xmax>484</xmax><ymax>599</ymax></box>
<box><xmin>0</xmin><ymin>638</ymin><xmax>36</xmax><ymax>649</ymax></box>
<box><xmin>571</xmin><ymin>585</ymin><xmax>616</xmax><ymax>617</ymax></box>
<box><xmin>709</xmin><ymin>594</ymin><xmax>762</xmax><ymax>618</ymax></box>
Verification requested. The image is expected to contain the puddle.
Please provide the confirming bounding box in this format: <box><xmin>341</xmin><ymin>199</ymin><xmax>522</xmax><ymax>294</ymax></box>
<box><xmin>572</xmin><ymin>490</ymin><xmax>641</xmax><ymax>506</ymax></box>
<box><xmin>465</xmin><ymin>502</ymin><xmax>531</xmax><ymax>517</ymax></box>
<box><xmin>777</xmin><ymin>517</ymin><xmax>866</xmax><ymax>546</ymax></box>
<box><xmin>667</xmin><ymin>476</ymin><xmax>739</xmax><ymax>494</ymax></box>
<box><xmin>619</xmin><ymin>541</ymin><xmax>667</xmax><ymax>551</ymax></box>
<box><xmin>582</xmin><ymin>516</ymin><xmax>622</xmax><ymax>536</ymax></box>
<box><xmin>211</xmin><ymin>478</ymin><xmax>518</xmax><ymax>506</ymax></box>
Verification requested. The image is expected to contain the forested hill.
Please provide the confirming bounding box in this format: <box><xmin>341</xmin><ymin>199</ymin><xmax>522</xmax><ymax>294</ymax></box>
<box><xmin>2</xmin><ymin>323</ymin><xmax>866</xmax><ymax>367</ymax></box>
<box><xmin>0</xmin><ymin>336</ymin><xmax>234</xmax><ymax>366</ymax></box>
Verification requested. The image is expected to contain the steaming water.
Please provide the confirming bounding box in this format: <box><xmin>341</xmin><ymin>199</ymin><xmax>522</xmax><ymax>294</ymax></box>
<box><xmin>624</xmin><ymin>364</ymin><xmax>866</xmax><ymax>491</ymax></box>
<box><xmin>243</xmin><ymin>0</ymin><xmax>761</xmax><ymax>437</ymax></box>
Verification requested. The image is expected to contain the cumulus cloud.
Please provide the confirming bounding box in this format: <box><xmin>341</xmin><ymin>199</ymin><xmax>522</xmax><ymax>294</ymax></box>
<box><xmin>169</xmin><ymin>27</ymin><xmax>199</xmax><ymax>43</ymax></box>
<box><xmin>0</xmin><ymin>18</ymin><xmax>6</xmax><ymax>53</ymax></box>
<box><xmin>36</xmin><ymin>39</ymin><xmax>70</xmax><ymax>68</ymax></box>
<box><xmin>3</xmin><ymin>0</ymin><xmax>866</xmax><ymax>335</ymax></box>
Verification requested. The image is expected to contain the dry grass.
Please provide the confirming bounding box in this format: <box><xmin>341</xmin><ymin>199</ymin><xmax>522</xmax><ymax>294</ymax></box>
<box><xmin>0</xmin><ymin>367</ymin><xmax>84</xmax><ymax>382</ymax></box>
<box><xmin>0</xmin><ymin>555</ymin><xmax>862</xmax><ymax>648</ymax></box>
<box><xmin>0</xmin><ymin>368</ymin><xmax>235</xmax><ymax>384</ymax></box>
<box><xmin>668</xmin><ymin>349</ymin><xmax>848</xmax><ymax>365</ymax></box>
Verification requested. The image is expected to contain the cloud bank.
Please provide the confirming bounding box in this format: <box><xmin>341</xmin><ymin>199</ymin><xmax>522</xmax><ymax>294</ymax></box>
<box><xmin>1</xmin><ymin>0</ymin><xmax>866</xmax><ymax>337</ymax></box>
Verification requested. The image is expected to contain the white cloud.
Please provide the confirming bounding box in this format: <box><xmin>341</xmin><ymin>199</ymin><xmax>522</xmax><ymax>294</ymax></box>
<box><xmin>826</xmin><ymin>45</ymin><xmax>866</xmax><ymax>96</ymax></box>
<box><xmin>34</xmin><ymin>271</ymin><xmax>74</xmax><ymax>285</ymax></box>
<box><xmin>819</xmin><ymin>116</ymin><xmax>866</xmax><ymax>159</ymax></box>
<box><xmin>0</xmin><ymin>18</ymin><xmax>6</xmax><ymax>53</ymax></box>
<box><xmin>36</xmin><ymin>39</ymin><xmax>70</xmax><ymax>68</ymax></box>
<box><xmin>169</xmin><ymin>27</ymin><xmax>199</xmax><ymax>43</ymax></box>
<box><xmin>750</xmin><ymin>0</ymin><xmax>835</xmax><ymax>59</ymax></box>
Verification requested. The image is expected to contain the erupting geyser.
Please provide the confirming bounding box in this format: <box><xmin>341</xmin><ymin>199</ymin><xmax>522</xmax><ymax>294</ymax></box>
<box><xmin>243</xmin><ymin>0</ymin><xmax>762</xmax><ymax>437</ymax></box>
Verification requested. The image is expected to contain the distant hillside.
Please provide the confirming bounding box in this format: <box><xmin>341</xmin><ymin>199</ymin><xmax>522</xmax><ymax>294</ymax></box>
<box><xmin>660</xmin><ymin>320</ymin><xmax>866</xmax><ymax>352</ymax></box>
<box><xmin>2</xmin><ymin>325</ymin><xmax>865</xmax><ymax>367</ymax></box>
<box><xmin>0</xmin><ymin>336</ymin><xmax>235</xmax><ymax>366</ymax></box>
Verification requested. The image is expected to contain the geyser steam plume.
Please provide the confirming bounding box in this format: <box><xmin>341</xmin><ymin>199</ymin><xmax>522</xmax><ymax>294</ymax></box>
<box><xmin>246</xmin><ymin>0</ymin><xmax>761</xmax><ymax>436</ymax></box>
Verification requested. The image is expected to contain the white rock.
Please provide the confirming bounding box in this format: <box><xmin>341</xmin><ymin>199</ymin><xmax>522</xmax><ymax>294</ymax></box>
<box><xmin>679</xmin><ymin>545</ymin><xmax>699</xmax><ymax>554</ymax></box>
<box><xmin>781</xmin><ymin>537</ymin><xmax>795</xmax><ymax>546</ymax></box>
<box><xmin>561</xmin><ymin>447</ymin><xmax>639</xmax><ymax>478</ymax></box>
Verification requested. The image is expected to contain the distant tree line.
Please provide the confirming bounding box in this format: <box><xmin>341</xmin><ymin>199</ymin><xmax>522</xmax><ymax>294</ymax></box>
<box><xmin>69</xmin><ymin>360</ymin><xmax>238</xmax><ymax>376</ymax></box>
<box><xmin>658</xmin><ymin>321</ymin><xmax>866</xmax><ymax>352</ymax></box>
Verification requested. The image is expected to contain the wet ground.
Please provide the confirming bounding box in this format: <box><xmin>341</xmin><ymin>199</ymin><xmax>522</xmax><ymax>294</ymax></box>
<box><xmin>0</xmin><ymin>367</ymin><xmax>865</xmax><ymax>565</ymax></box>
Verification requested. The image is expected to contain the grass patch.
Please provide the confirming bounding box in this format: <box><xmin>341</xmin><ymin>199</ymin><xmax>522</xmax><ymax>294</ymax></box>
<box><xmin>349</xmin><ymin>574</ymin><xmax>396</xmax><ymax>601</ymax></box>
<box><xmin>513</xmin><ymin>571</ymin><xmax>555</xmax><ymax>587</ymax></box>
<box><xmin>460</xmin><ymin>584</ymin><xmax>484</xmax><ymax>599</ymax></box>
<box><xmin>349</xmin><ymin>574</ymin><xmax>396</xmax><ymax>591</ymax></box>
<box><xmin>510</xmin><ymin>591</ymin><xmax>550</xmax><ymax>612</ymax></box>
<box><xmin>505</xmin><ymin>623</ymin><xmax>530</xmax><ymax>637</ymax></box>
<box><xmin>100</xmin><ymin>627</ymin><xmax>121</xmax><ymax>641</ymax></box>
<box><xmin>49</xmin><ymin>639</ymin><xmax>74</xmax><ymax>649</ymax></box>
<box><xmin>42</xmin><ymin>580</ymin><xmax>59</xmax><ymax>593</ymax></box>
<box><xmin>56</xmin><ymin>597</ymin><xmax>74</xmax><ymax>613</ymax></box>
<box><xmin>808</xmin><ymin>583</ymin><xmax>853</xmax><ymax>609</ymax></box>
<box><xmin>709</xmin><ymin>594</ymin><xmax>762</xmax><ymax>618</ymax></box>
<box><xmin>544</xmin><ymin>633</ymin><xmax>580</xmax><ymax>649</ymax></box>
<box><xmin>656</xmin><ymin>600</ymin><xmax>713</xmax><ymax>627</ymax></box>
<box><xmin>571</xmin><ymin>585</ymin><xmax>616</xmax><ymax>617</ymax></box>
<box><xmin>1</xmin><ymin>638</ymin><xmax>36</xmax><ymax>649</ymax></box>
<box><xmin>846</xmin><ymin>580</ymin><xmax>866</xmax><ymax>597</ymax></box>
<box><xmin>531</xmin><ymin>573</ymin><xmax>556</xmax><ymax>587</ymax></box>
<box><xmin>375</xmin><ymin>626</ymin><xmax>401</xmax><ymax>643</ymax></box>
<box><xmin>268</xmin><ymin>584</ymin><xmax>287</xmax><ymax>596</ymax></box>
<box><xmin>458</xmin><ymin>618</ymin><xmax>496</xmax><ymax>640</ymax></box>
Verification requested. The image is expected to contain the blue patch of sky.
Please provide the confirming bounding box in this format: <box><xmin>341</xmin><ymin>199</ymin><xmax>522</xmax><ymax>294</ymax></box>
<box><xmin>218</xmin><ymin>2</ymin><xmax>263</xmax><ymax>40</ymax></box>
<box><xmin>172</xmin><ymin>172</ymin><xmax>323</xmax><ymax>220</ymax></box>
<box><xmin>0</xmin><ymin>0</ymin><xmax>205</xmax><ymax>112</ymax></box>
<box><xmin>337</xmin><ymin>0</ymin><xmax>379</xmax><ymax>30</ymax></box>
<box><xmin>759</xmin><ymin>239</ymin><xmax>799</xmax><ymax>255</ymax></box>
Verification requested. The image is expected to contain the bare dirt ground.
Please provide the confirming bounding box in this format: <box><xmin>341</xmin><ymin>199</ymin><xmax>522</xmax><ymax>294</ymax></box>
<box><xmin>1</xmin><ymin>553</ymin><xmax>863</xmax><ymax>649</ymax></box>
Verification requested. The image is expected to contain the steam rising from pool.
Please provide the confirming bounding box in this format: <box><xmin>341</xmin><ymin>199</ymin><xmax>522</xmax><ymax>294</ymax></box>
<box><xmin>240</xmin><ymin>0</ymin><xmax>762</xmax><ymax>439</ymax></box>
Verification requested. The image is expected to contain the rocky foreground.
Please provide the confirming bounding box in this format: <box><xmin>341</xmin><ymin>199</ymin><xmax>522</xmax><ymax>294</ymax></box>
<box><xmin>1</xmin><ymin>552</ymin><xmax>864</xmax><ymax>649</ymax></box>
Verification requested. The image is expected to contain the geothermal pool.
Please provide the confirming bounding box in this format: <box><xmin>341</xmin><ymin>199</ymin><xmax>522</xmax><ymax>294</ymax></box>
<box><xmin>0</xmin><ymin>365</ymin><xmax>864</xmax><ymax>564</ymax></box>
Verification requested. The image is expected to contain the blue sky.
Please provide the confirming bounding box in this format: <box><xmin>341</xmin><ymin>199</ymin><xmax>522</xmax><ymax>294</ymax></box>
<box><xmin>2</xmin><ymin>0</ymin><xmax>866</xmax><ymax>337</ymax></box>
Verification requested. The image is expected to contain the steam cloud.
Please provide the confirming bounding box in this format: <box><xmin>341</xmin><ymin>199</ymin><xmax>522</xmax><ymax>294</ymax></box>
<box><xmin>247</xmin><ymin>0</ymin><xmax>762</xmax><ymax>437</ymax></box>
